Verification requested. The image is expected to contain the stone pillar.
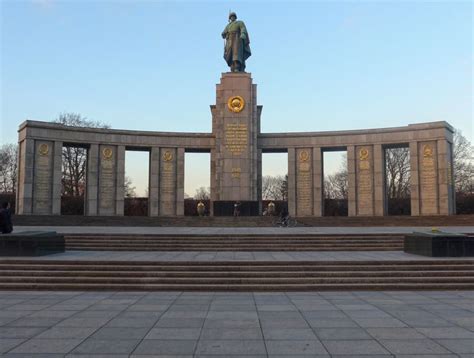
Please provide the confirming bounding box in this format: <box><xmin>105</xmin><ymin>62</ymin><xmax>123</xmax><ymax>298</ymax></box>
<box><xmin>296</xmin><ymin>148</ymin><xmax>313</xmax><ymax>216</ymax></box>
<box><xmin>51</xmin><ymin>141</ymin><xmax>63</xmax><ymax>215</ymax></box>
<box><xmin>437</xmin><ymin>139</ymin><xmax>455</xmax><ymax>215</ymax></box>
<box><xmin>176</xmin><ymin>148</ymin><xmax>185</xmax><ymax>216</ymax></box>
<box><xmin>373</xmin><ymin>144</ymin><xmax>385</xmax><ymax>216</ymax></box>
<box><xmin>115</xmin><ymin>145</ymin><xmax>125</xmax><ymax>216</ymax></box>
<box><xmin>159</xmin><ymin>148</ymin><xmax>177</xmax><ymax>216</ymax></box>
<box><xmin>86</xmin><ymin>144</ymin><xmax>99</xmax><ymax>216</ymax></box>
<box><xmin>210</xmin><ymin>148</ymin><xmax>217</xmax><ymax>215</ymax></box>
<box><xmin>98</xmin><ymin>145</ymin><xmax>117</xmax><ymax>216</ymax></box>
<box><xmin>257</xmin><ymin>148</ymin><xmax>263</xmax><ymax>214</ymax></box>
<box><xmin>32</xmin><ymin>140</ymin><xmax>54</xmax><ymax>215</ymax></box>
<box><xmin>211</xmin><ymin>72</ymin><xmax>261</xmax><ymax>212</ymax></box>
<box><xmin>409</xmin><ymin>142</ymin><xmax>420</xmax><ymax>216</ymax></box>
<box><xmin>347</xmin><ymin>145</ymin><xmax>356</xmax><ymax>216</ymax></box>
<box><xmin>355</xmin><ymin>145</ymin><xmax>375</xmax><ymax>216</ymax></box>
<box><xmin>148</xmin><ymin>147</ymin><xmax>160</xmax><ymax>216</ymax></box>
<box><xmin>287</xmin><ymin>147</ymin><xmax>296</xmax><ymax>216</ymax></box>
<box><xmin>313</xmin><ymin>147</ymin><xmax>323</xmax><ymax>216</ymax></box>
<box><xmin>16</xmin><ymin>138</ymin><xmax>35</xmax><ymax>214</ymax></box>
<box><xmin>418</xmin><ymin>141</ymin><xmax>439</xmax><ymax>215</ymax></box>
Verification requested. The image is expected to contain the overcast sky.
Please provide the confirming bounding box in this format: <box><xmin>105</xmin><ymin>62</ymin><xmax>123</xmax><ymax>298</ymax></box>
<box><xmin>1</xmin><ymin>0</ymin><xmax>472</xmax><ymax>196</ymax></box>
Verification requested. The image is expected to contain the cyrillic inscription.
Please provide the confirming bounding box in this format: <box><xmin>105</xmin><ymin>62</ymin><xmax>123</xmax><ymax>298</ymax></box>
<box><xmin>225</xmin><ymin>123</ymin><xmax>248</xmax><ymax>155</ymax></box>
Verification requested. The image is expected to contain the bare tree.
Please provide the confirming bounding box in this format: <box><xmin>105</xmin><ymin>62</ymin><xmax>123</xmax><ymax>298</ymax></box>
<box><xmin>55</xmin><ymin>113</ymin><xmax>109</xmax><ymax>197</ymax></box>
<box><xmin>124</xmin><ymin>176</ymin><xmax>136</xmax><ymax>198</ymax></box>
<box><xmin>453</xmin><ymin>130</ymin><xmax>473</xmax><ymax>194</ymax></box>
<box><xmin>262</xmin><ymin>175</ymin><xmax>287</xmax><ymax>200</ymax></box>
<box><xmin>324</xmin><ymin>170</ymin><xmax>348</xmax><ymax>199</ymax></box>
<box><xmin>0</xmin><ymin>144</ymin><xmax>18</xmax><ymax>193</ymax></box>
<box><xmin>324</xmin><ymin>155</ymin><xmax>348</xmax><ymax>199</ymax></box>
<box><xmin>194</xmin><ymin>186</ymin><xmax>210</xmax><ymax>200</ymax></box>
<box><xmin>385</xmin><ymin>147</ymin><xmax>410</xmax><ymax>199</ymax></box>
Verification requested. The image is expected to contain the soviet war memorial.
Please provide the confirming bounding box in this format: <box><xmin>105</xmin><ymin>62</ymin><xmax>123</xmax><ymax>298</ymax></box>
<box><xmin>1</xmin><ymin>2</ymin><xmax>473</xmax><ymax>357</ymax></box>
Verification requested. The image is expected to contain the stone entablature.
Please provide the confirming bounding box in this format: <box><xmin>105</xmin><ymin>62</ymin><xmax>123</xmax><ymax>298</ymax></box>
<box><xmin>16</xmin><ymin>73</ymin><xmax>455</xmax><ymax>217</ymax></box>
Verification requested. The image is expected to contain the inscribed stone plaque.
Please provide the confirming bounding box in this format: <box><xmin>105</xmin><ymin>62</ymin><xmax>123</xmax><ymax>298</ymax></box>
<box><xmin>419</xmin><ymin>141</ymin><xmax>438</xmax><ymax>215</ymax></box>
<box><xmin>356</xmin><ymin>146</ymin><xmax>374</xmax><ymax>216</ymax></box>
<box><xmin>160</xmin><ymin>148</ymin><xmax>177</xmax><ymax>215</ymax></box>
<box><xmin>296</xmin><ymin>149</ymin><xmax>312</xmax><ymax>216</ymax></box>
<box><xmin>225</xmin><ymin>123</ymin><xmax>248</xmax><ymax>155</ymax></box>
<box><xmin>33</xmin><ymin>141</ymin><xmax>53</xmax><ymax>213</ymax></box>
<box><xmin>99</xmin><ymin>145</ymin><xmax>116</xmax><ymax>214</ymax></box>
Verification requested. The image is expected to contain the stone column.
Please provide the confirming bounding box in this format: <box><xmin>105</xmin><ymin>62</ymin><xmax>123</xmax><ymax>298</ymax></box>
<box><xmin>16</xmin><ymin>138</ymin><xmax>35</xmax><ymax>214</ymax></box>
<box><xmin>373</xmin><ymin>144</ymin><xmax>385</xmax><ymax>216</ymax></box>
<box><xmin>257</xmin><ymin>148</ymin><xmax>263</xmax><ymax>214</ymax></box>
<box><xmin>86</xmin><ymin>144</ymin><xmax>99</xmax><ymax>216</ymax></box>
<box><xmin>296</xmin><ymin>148</ymin><xmax>313</xmax><ymax>216</ymax></box>
<box><xmin>437</xmin><ymin>139</ymin><xmax>455</xmax><ymax>215</ymax></box>
<box><xmin>176</xmin><ymin>148</ymin><xmax>185</xmax><ymax>216</ymax></box>
<box><xmin>148</xmin><ymin>147</ymin><xmax>160</xmax><ymax>216</ymax></box>
<box><xmin>347</xmin><ymin>145</ymin><xmax>357</xmax><ymax>216</ymax></box>
<box><xmin>210</xmin><ymin>148</ymin><xmax>217</xmax><ymax>215</ymax></box>
<box><xmin>418</xmin><ymin>141</ymin><xmax>439</xmax><ymax>215</ymax></box>
<box><xmin>287</xmin><ymin>148</ymin><xmax>296</xmax><ymax>216</ymax></box>
<box><xmin>51</xmin><ymin>141</ymin><xmax>63</xmax><ymax>215</ymax></box>
<box><xmin>32</xmin><ymin>140</ymin><xmax>54</xmax><ymax>215</ymax></box>
<box><xmin>211</xmin><ymin>72</ymin><xmax>261</xmax><ymax>211</ymax></box>
<box><xmin>159</xmin><ymin>148</ymin><xmax>177</xmax><ymax>216</ymax></box>
<box><xmin>98</xmin><ymin>145</ymin><xmax>117</xmax><ymax>216</ymax></box>
<box><xmin>312</xmin><ymin>147</ymin><xmax>323</xmax><ymax>216</ymax></box>
<box><xmin>355</xmin><ymin>145</ymin><xmax>375</xmax><ymax>216</ymax></box>
<box><xmin>115</xmin><ymin>145</ymin><xmax>125</xmax><ymax>216</ymax></box>
<box><xmin>409</xmin><ymin>142</ymin><xmax>420</xmax><ymax>216</ymax></box>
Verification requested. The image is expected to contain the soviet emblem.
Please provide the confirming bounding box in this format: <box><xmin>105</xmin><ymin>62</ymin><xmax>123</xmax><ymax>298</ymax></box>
<box><xmin>163</xmin><ymin>150</ymin><xmax>173</xmax><ymax>161</ymax></box>
<box><xmin>359</xmin><ymin>148</ymin><xmax>369</xmax><ymax>160</ymax></box>
<box><xmin>102</xmin><ymin>147</ymin><xmax>113</xmax><ymax>160</ymax></box>
<box><xmin>38</xmin><ymin>143</ymin><xmax>49</xmax><ymax>156</ymax></box>
<box><xmin>227</xmin><ymin>96</ymin><xmax>245</xmax><ymax>113</ymax></box>
<box><xmin>423</xmin><ymin>144</ymin><xmax>433</xmax><ymax>158</ymax></box>
<box><xmin>299</xmin><ymin>150</ymin><xmax>310</xmax><ymax>162</ymax></box>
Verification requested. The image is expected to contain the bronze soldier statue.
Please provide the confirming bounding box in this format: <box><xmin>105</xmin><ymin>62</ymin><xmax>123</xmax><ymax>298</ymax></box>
<box><xmin>222</xmin><ymin>12</ymin><xmax>251</xmax><ymax>72</ymax></box>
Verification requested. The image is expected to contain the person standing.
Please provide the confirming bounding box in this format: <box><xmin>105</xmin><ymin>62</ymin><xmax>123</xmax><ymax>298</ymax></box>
<box><xmin>0</xmin><ymin>202</ymin><xmax>13</xmax><ymax>234</ymax></box>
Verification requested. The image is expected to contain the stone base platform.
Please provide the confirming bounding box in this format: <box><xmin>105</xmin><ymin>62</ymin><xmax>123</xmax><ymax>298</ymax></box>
<box><xmin>405</xmin><ymin>232</ymin><xmax>474</xmax><ymax>257</ymax></box>
<box><xmin>0</xmin><ymin>231</ymin><xmax>65</xmax><ymax>256</ymax></box>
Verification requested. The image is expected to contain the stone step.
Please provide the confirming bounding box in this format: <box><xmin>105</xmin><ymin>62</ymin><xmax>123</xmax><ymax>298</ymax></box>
<box><xmin>65</xmin><ymin>246</ymin><xmax>402</xmax><ymax>252</ymax></box>
<box><xmin>1</xmin><ymin>276</ymin><xmax>474</xmax><ymax>284</ymax></box>
<box><xmin>62</xmin><ymin>233</ymin><xmax>407</xmax><ymax>251</ymax></box>
<box><xmin>0</xmin><ymin>270</ymin><xmax>471</xmax><ymax>278</ymax></box>
<box><xmin>1</xmin><ymin>258</ymin><xmax>472</xmax><ymax>290</ymax></box>
<box><xmin>1</xmin><ymin>282</ymin><xmax>473</xmax><ymax>291</ymax></box>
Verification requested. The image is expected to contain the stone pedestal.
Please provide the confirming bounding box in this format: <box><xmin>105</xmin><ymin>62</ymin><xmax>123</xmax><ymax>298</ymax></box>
<box><xmin>210</xmin><ymin>73</ymin><xmax>262</xmax><ymax>213</ymax></box>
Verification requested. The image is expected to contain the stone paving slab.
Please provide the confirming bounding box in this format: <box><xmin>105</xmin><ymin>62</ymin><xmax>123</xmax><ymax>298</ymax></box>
<box><xmin>13</xmin><ymin>225</ymin><xmax>474</xmax><ymax>235</ymax></box>
<box><xmin>0</xmin><ymin>290</ymin><xmax>472</xmax><ymax>356</ymax></box>
<box><xmin>2</xmin><ymin>249</ymin><xmax>473</xmax><ymax>262</ymax></box>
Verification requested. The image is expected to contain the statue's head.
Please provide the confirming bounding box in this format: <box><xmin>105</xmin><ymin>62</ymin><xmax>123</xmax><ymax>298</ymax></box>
<box><xmin>229</xmin><ymin>12</ymin><xmax>237</xmax><ymax>21</ymax></box>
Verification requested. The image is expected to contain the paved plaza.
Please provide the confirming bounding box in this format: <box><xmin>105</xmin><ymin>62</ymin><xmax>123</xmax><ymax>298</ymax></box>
<box><xmin>0</xmin><ymin>290</ymin><xmax>472</xmax><ymax>357</ymax></box>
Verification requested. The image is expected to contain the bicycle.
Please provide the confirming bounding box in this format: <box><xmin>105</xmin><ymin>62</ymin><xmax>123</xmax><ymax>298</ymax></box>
<box><xmin>272</xmin><ymin>215</ymin><xmax>298</xmax><ymax>227</ymax></box>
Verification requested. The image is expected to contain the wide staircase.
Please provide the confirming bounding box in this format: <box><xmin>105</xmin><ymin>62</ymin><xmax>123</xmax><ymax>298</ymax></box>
<box><xmin>64</xmin><ymin>233</ymin><xmax>405</xmax><ymax>251</ymax></box>
<box><xmin>14</xmin><ymin>214</ymin><xmax>474</xmax><ymax>227</ymax></box>
<box><xmin>0</xmin><ymin>259</ymin><xmax>473</xmax><ymax>290</ymax></box>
